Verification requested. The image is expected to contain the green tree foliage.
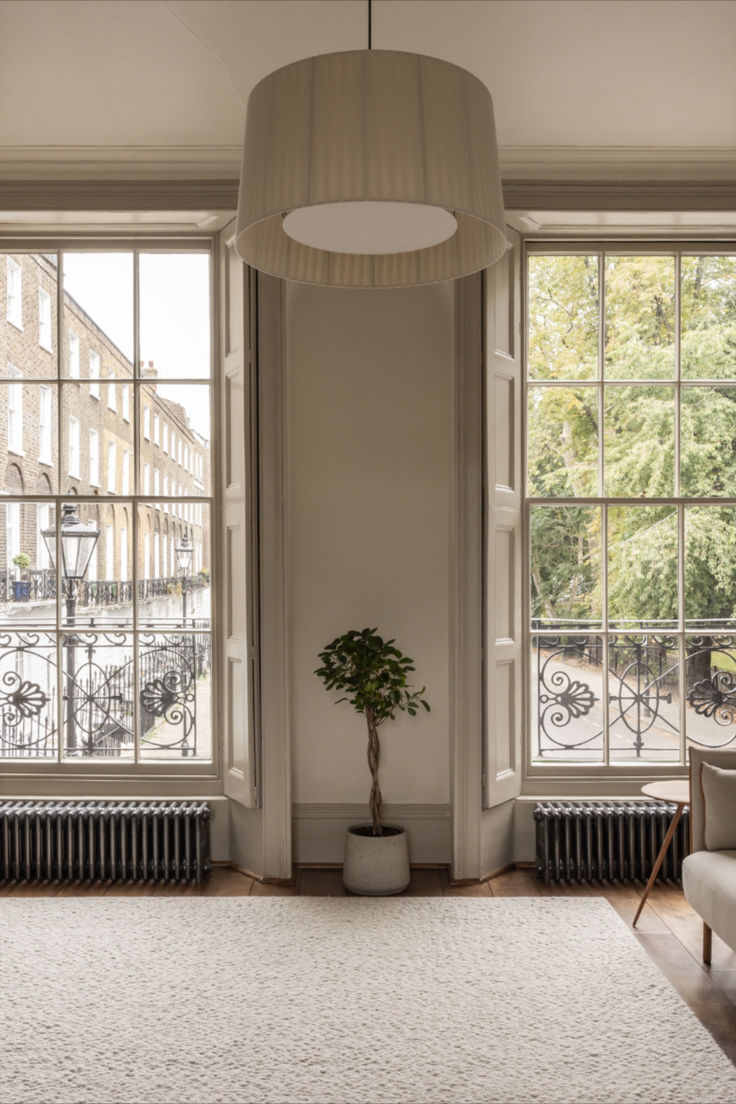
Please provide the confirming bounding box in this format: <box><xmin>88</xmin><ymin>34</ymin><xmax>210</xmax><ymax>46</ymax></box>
<box><xmin>528</xmin><ymin>254</ymin><xmax>736</xmax><ymax>627</ymax></box>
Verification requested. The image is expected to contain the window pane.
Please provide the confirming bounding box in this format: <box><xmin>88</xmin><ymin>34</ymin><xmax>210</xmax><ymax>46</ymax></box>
<box><xmin>143</xmin><ymin>384</ymin><xmax>210</xmax><ymax>495</ymax></box>
<box><xmin>137</xmin><ymin>503</ymin><xmax>210</xmax><ymax>628</ymax></box>
<box><xmin>138</xmin><ymin>630</ymin><xmax>212</xmax><ymax>760</ymax></box>
<box><xmin>685</xmin><ymin>506</ymin><xmax>736</xmax><ymax>631</ymax></box>
<box><xmin>62</xmin><ymin>253</ymin><xmax>134</xmax><ymax>366</ymax></box>
<box><xmin>0</xmin><ymin>630</ymin><xmax>57</xmax><ymax>759</ymax></box>
<box><xmin>681</xmin><ymin>386</ymin><xmax>736</xmax><ymax>496</ymax></box>
<box><xmin>60</xmin><ymin>382</ymin><xmax>133</xmax><ymax>495</ymax></box>
<box><xmin>530</xmin><ymin>505</ymin><xmax>602</xmax><ymax>629</ymax></box>
<box><xmin>527</xmin><ymin>255</ymin><xmax>598</xmax><ymax>380</ymax></box>
<box><xmin>681</xmin><ymin>256</ymin><xmax>736</xmax><ymax>380</ymax></box>
<box><xmin>3</xmin><ymin>254</ymin><xmax>60</xmax><ymax>374</ymax></box>
<box><xmin>0</xmin><ymin>501</ymin><xmax>57</xmax><ymax>624</ymax></box>
<box><xmin>140</xmin><ymin>253</ymin><xmax>211</xmax><ymax>379</ymax></box>
<box><xmin>604</xmin><ymin>385</ymin><xmax>675</xmax><ymax>496</ymax></box>
<box><xmin>607</xmin><ymin>506</ymin><xmax>678</xmax><ymax>629</ymax></box>
<box><xmin>531</xmin><ymin>635</ymin><xmax>603</xmax><ymax>762</ymax></box>
<box><xmin>608</xmin><ymin>632</ymin><xmax>680</xmax><ymax>762</ymax></box>
<box><xmin>62</xmin><ymin>631</ymin><xmax>134</xmax><ymax>759</ymax></box>
<box><xmin>686</xmin><ymin>635</ymin><xmax>736</xmax><ymax>751</ymax></box>
<box><xmin>527</xmin><ymin>386</ymin><xmax>598</xmax><ymax>496</ymax></box>
<box><xmin>605</xmin><ymin>256</ymin><xmax>675</xmax><ymax>380</ymax></box>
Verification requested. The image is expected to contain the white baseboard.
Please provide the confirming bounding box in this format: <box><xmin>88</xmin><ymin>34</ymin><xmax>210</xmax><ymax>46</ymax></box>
<box><xmin>292</xmin><ymin>803</ymin><xmax>451</xmax><ymax>865</ymax></box>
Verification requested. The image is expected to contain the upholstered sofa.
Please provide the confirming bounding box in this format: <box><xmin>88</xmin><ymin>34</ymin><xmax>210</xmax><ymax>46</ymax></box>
<box><xmin>682</xmin><ymin>747</ymin><xmax>736</xmax><ymax>964</ymax></box>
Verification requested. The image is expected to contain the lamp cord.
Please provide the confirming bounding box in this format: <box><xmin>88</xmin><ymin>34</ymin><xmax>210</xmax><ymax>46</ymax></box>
<box><xmin>368</xmin><ymin>0</ymin><xmax>372</xmax><ymax>49</ymax></box>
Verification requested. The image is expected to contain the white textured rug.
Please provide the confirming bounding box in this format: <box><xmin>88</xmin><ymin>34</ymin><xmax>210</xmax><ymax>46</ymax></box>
<box><xmin>2</xmin><ymin>897</ymin><xmax>735</xmax><ymax>1104</ymax></box>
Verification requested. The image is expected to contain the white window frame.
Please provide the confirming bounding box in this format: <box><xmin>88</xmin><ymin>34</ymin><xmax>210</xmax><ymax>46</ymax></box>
<box><xmin>107</xmin><ymin>440</ymin><xmax>117</xmax><ymax>493</ymax></box>
<box><xmin>6</xmin><ymin>256</ymin><xmax>22</xmax><ymax>328</ymax></box>
<box><xmin>107</xmin><ymin>377</ymin><xmax>117</xmax><ymax>411</ymax></box>
<box><xmin>121</xmin><ymin>450</ymin><xmax>130</xmax><ymax>496</ymax></box>
<box><xmin>153</xmin><ymin>413</ymin><xmax>160</xmax><ymax>446</ymax></box>
<box><xmin>7</xmin><ymin>363</ymin><xmax>24</xmax><ymax>454</ymax></box>
<box><xmin>68</xmin><ymin>332</ymin><xmax>80</xmax><ymax>378</ymax></box>
<box><xmin>0</xmin><ymin>235</ymin><xmax>223</xmax><ymax>798</ymax></box>
<box><xmin>143</xmin><ymin>405</ymin><xmax>151</xmax><ymax>440</ymax></box>
<box><xmin>88</xmin><ymin>428</ymin><xmax>100</xmax><ymax>487</ymax></box>
<box><xmin>38</xmin><ymin>287</ymin><xmax>52</xmax><ymax>350</ymax></box>
<box><xmin>121</xmin><ymin>385</ymin><xmax>130</xmax><ymax>422</ymax></box>
<box><xmin>522</xmin><ymin>240</ymin><xmax>736</xmax><ymax>791</ymax></box>
<box><xmin>68</xmin><ymin>416</ymin><xmax>80</xmax><ymax>478</ymax></box>
<box><xmin>89</xmin><ymin>350</ymin><xmax>100</xmax><ymax>399</ymax></box>
<box><xmin>38</xmin><ymin>386</ymin><xmax>52</xmax><ymax>464</ymax></box>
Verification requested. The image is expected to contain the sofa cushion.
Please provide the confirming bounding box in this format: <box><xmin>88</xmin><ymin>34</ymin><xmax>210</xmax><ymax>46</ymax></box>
<box><xmin>682</xmin><ymin>850</ymin><xmax>736</xmax><ymax>955</ymax></box>
<box><xmin>702</xmin><ymin>762</ymin><xmax>736</xmax><ymax>850</ymax></box>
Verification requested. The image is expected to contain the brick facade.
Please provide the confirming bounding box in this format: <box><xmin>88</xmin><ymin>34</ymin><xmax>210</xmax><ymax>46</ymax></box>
<box><xmin>0</xmin><ymin>253</ymin><xmax>210</xmax><ymax>584</ymax></box>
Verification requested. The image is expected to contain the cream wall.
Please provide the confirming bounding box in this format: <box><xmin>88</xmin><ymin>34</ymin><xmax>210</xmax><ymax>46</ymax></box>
<box><xmin>286</xmin><ymin>281</ymin><xmax>455</xmax><ymax>816</ymax></box>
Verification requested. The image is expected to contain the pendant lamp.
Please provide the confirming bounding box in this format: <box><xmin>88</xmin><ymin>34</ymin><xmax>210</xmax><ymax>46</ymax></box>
<box><xmin>234</xmin><ymin>3</ymin><xmax>507</xmax><ymax>287</ymax></box>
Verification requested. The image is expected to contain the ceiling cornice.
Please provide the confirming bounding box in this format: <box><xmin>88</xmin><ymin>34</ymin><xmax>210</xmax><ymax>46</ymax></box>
<box><xmin>1</xmin><ymin>143</ymin><xmax>734</xmax><ymax>182</ymax></box>
<box><xmin>0</xmin><ymin>146</ymin><xmax>733</xmax><ymax>214</ymax></box>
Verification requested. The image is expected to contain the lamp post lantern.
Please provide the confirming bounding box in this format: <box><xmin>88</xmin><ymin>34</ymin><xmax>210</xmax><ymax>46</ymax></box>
<box><xmin>42</xmin><ymin>504</ymin><xmax>100</xmax><ymax>754</ymax></box>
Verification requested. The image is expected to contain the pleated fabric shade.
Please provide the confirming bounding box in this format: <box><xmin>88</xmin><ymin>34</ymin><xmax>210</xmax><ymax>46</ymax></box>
<box><xmin>235</xmin><ymin>50</ymin><xmax>507</xmax><ymax>287</ymax></box>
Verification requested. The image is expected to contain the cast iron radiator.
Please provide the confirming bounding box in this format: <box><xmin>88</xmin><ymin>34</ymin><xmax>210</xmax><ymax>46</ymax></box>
<box><xmin>0</xmin><ymin>800</ymin><xmax>211</xmax><ymax>886</ymax></box>
<box><xmin>534</xmin><ymin>801</ymin><xmax>690</xmax><ymax>885</ymax></box>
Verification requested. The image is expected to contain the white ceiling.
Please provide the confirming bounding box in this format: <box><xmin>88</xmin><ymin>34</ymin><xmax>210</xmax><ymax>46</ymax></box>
<box><xmin>1</xmin><ymin>0</ymin><xmax>734</xmax><ymax>177</ymax></box>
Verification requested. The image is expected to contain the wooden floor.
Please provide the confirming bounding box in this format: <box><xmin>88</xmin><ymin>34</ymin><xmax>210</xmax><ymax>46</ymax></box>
<box><xmin>4</xmin><ymin>864</ymin><xmax>736</xmax><ymax>1065</ymax></box>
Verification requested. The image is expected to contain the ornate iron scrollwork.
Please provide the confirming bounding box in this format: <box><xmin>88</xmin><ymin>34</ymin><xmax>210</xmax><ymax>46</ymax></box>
<box><xmin>0</xmin><ymin>671</ymin><xmax>48</xmax><ymax>727</ymax></box>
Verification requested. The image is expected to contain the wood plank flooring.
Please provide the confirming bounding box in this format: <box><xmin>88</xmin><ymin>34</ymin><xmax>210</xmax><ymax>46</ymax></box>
<box><xmin>4</xmin><ymin>865</ymin><xmax>735</xmax><ymax>1065</ymax></box>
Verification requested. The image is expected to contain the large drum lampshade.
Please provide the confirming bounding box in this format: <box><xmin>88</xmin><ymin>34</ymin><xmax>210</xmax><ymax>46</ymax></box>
<box><xmin>234</xmin><ymin>50</ymin><xmax>507</xmax><ymax>287</ymax></box>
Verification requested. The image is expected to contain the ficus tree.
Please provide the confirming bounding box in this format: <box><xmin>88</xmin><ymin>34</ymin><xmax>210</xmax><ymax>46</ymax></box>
<box><xmin>315</xmin><ymin>628</ymin><xmax>430</xmax><ymax>836</ymax></box>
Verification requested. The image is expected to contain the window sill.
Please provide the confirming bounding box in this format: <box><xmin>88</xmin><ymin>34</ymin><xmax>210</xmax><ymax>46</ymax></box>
<box><xmin>38</xmin><ymin>455</ymin><xmax>53</xmax><ymax>466</ymax></box>
<box><xmin>7</xmin><ymin>317</ymin><xmax>23</xmax><ymax>332</ymax></box>
<box><xmin>8</xmin><ymin>446</ymin><xmax>25</xmax><ymax>458</ymax></box>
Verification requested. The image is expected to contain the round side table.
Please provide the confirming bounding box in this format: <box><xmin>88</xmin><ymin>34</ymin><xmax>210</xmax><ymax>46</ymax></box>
<box><xmin>632</xmin><ymin>779</ymin><xmax>690</xmax><ymax>927</ymax></box>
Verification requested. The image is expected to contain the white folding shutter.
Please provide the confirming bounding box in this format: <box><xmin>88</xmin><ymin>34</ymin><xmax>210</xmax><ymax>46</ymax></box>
<box><xmin>219</xmin><ymin>224</ymin><xmax>259</xmax><ymax>807</ymax></box>
<box><xmin>485</xmin><ymin>228</ymin><xmax>523</xmax><ymax>807</ymax></box>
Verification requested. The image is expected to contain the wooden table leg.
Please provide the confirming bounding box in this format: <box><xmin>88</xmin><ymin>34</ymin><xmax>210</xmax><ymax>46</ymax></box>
<box><xmin>632</xmin><ymin>803</ymin><xmax>683</xmax><ymax>927</ymax></box>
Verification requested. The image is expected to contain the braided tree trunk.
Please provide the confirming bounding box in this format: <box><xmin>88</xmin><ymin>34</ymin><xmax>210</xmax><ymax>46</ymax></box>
<box><xmin>365</xmin><ymin>707</ymin><xmax>383</xmax><ymax>835</ymax></box>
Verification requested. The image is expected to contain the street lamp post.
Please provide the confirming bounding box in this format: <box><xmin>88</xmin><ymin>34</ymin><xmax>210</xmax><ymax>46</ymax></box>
<box><xmin>175</xmin><ymin>533</ymin><xmax>195</xmax><ymax>757</ymax></box>
<box><xmin>175</xmin><ymin>533</ymin><xmax>193</xmax><ymax>628</ymax></box>
<box><xmin>42</xmin><ymin>504</ymin><xmax>100</xmax><ymax>755</ymax></box>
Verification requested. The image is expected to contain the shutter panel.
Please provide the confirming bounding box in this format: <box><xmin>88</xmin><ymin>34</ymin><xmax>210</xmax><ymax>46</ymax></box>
<box><xmin>219</xmin><ymin>224</ymin><xmax>259</xmax><ymax>807</ymax></box>
<box><xmin>485</xmin><ymin>228</ymin><xmax>523</xmax><ymax>807</ymax></box>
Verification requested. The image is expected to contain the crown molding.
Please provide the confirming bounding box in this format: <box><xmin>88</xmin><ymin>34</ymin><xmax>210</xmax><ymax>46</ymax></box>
<box><xmin>0</xmin><ymin>145</ymin><xmax>243</xmax><ymax>181</ymax></box>
<box><xmin>499</xmin><ymin>145</ymin><xmax>736</xmax><ymax>184</ymax></box>
<box><xmin>1</xmin><ymin>143</ymin><xmax>733</xmax><ymax>184</ymax></box>
<box><xmin>0</xmin><ymin>145</ymin><xmax>732</xmax><ymax>216</ymax></box>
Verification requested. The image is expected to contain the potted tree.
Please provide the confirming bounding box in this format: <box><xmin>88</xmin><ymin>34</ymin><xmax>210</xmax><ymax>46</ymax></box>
<box><xmin>315</xmin><ymin>627</ymin><xmax>430</xmax><ymax>895</ymax></box>
<box><xmin>12</xmin><ymin>553</ymin><xmax>31</xmax><ymax>602</ymax></box>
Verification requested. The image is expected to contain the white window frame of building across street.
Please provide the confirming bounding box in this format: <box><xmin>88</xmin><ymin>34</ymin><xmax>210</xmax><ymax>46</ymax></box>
<box><xmin>38</xmin><ymin>385</ymin><xmax>52</xmax><ymax>464</ymax></box>
<box><xmin>89</xmin><ymin>350</ymin><xmax>100</xmax><ymax>399</ymax></box>
<box><xmin>89</xmin><ymin>427</ymin><xmax>100</xmax><ymax>487</ymax></box>
<box><xmin>68</xmin><ymin>331</ymin><xmax>80</xmax><ymax>377</ymax></box>
<box><xmin>521</xmin><ymin>239</ymin><xmax>736</xmax><ymax>795</ymax></box>
<box><xmin>0</xmin><ymin>235</ymin><xmax>229</xmax><ymax>801</ymax></box>
<box><xmin>107</xmin><ymin>376</ymin><xmax>116</xmax><ymax>411</ymax></box>
<box><xmin>6</xmin><ymin>256</ymin><xmax>22</xmax><ymax>328</ymax></box>
<box><xmin>38</xmin><ymin>287</ymin><xmax>52</xmax><ymax>350</ymax></box>
<box><xmin>68</xmin><ymin>415</ymin><xmax>80</xmax><ymax>478</ymax></box>
<box><xmin>107</xmin><ymin>439</ymin><xmax>117</xmax><ymax>493</ymax></box>
<box><xmin>7</xmin><ymin>363</ymin><xmax>24</xmax><ymax>454</ymax></box>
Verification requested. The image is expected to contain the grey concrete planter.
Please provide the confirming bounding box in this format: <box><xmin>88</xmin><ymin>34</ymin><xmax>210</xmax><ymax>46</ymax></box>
<box><xmin>342</xmin><ymin>824</ymin><xmax>410</xmax><ymax>895</ymax></box>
